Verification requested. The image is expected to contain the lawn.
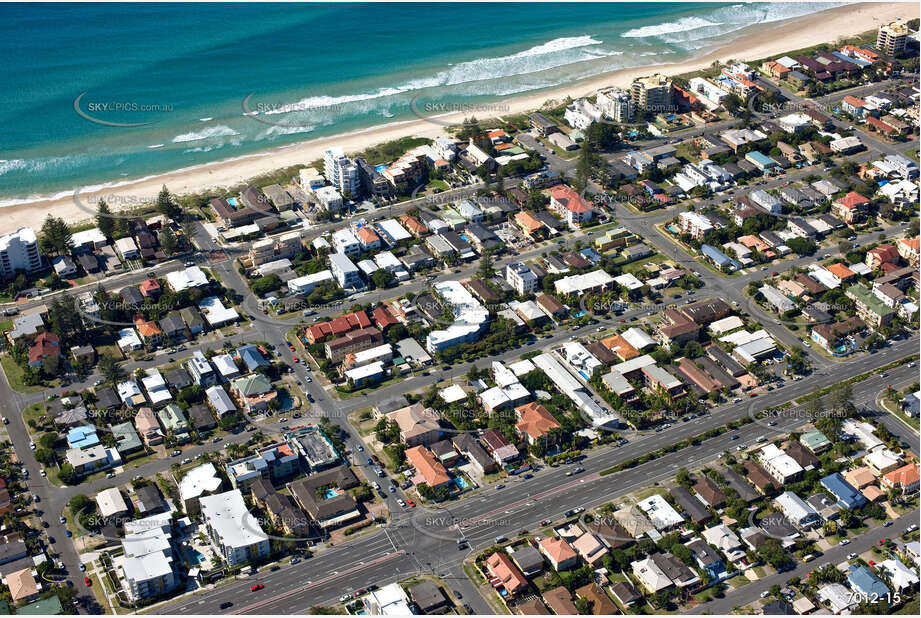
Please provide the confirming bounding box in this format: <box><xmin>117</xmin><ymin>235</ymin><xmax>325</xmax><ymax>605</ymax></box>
<box><xmin>0</xmin><ymin>353</ymin><xmax>48</xmax><ymax>393</ymax></box>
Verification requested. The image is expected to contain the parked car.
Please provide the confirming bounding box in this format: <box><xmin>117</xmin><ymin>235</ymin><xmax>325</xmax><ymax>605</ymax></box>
<box><xmin>250</xmin><ymin>584</ymin><xmax>264</xmax><ymax>592</ymax></box>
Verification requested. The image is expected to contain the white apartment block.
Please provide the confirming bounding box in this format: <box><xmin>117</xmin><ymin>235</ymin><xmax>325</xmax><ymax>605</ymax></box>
<box><xmin>200</xmin><ymin>490</ymin><xmax>270</xmax><ymax>567</ymax></box>
<box><xmin>0</xmin><ymin>227</ymin><xmax>42</xmax><ymax>277</ymax></box>
<box><xmin>596</xmin><ymin>87</ymin><xmax>634</xmax><ymax>123</ymax></box>
<box><xmin>505</xmin><ymin>262</ymin><xmax>538</xmax><ymax>295</ymax></box>
<box><xmin>332</xmin><ymin>228</ymin><xmax>361</xmax><ymax>255</ymax></box>
<box><xmin>323</xmin><ymin>147</ymin><xmax>361</xmax><ymax>196</ymax></box>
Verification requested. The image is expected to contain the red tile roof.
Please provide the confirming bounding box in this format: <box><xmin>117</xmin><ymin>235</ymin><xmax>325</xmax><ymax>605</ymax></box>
<box><xmin>550</xmin><ymin>185</ymin><xmax>591</xmax><ymax>214</ymax></box>
<box><xmin>837</xmin><ymin>191</ymin><xmax>869</xmax><ymax>209</ymax></box>
<box><xmin>371</xmin><ymin>305</ymin><xmax>398</xmax><ymax>330</ymax></box>
<box><xmin>406</xmin><ymin>445</ymin><xmax>451</xmax><ymax>488</ymax></box>
<box><xmin>28</xmin><ymin>332</ymin><xmax>60</xmax><ymax>364</ymax></box>
<box><xmin>515</xmin><ymin>402</ymin><xmax>561</xmax><ymax>440</ymax></box>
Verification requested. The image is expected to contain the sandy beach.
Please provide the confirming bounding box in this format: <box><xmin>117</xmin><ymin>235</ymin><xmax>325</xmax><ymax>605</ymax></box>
<box><xmin>2</xmin><ymin>1</ymin><xmax>916</xmax><ymax>233</ymax></box>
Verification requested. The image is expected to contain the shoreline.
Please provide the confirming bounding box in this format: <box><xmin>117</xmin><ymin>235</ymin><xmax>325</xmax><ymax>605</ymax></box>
<box><xmin>3</xmin><ymin>1</ymin><xmax>915</xmax><ymax>233</ymax></box>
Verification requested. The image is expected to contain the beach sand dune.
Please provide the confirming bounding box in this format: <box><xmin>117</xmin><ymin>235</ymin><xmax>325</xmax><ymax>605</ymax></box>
<box><xmin>4</xmin><ymin>1</ymin><xmax>915</xmax><ymax>233</ymax></box>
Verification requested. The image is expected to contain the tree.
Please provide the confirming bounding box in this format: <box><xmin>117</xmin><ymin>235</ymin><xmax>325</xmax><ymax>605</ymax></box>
<box><xmin>34</xmin><ymin>447</ymin><xmax>54</xmax><ymax>465</ymax></box>
<box><xmin>159</xmin><ymin>227</ymin><xmax>179</xmax><ymax>255</ymax></box>
<box><xmin>157</xmin><ymin>185</ymin><xmax>181</xmax><ymax>219</ymax></box>
<box><xmin>371</xmin><ymin>269</ymin><xmax>395</xmax><ymax>289</ymax></box>
<box><xmin>96</xmin><ymin>199</ymin><xmax>115</xmax><ymax>239</ymax></box>
<box><xmin>57</xmin><ymin>464</ymin><xmax>77</xmax><ymax>485</ymax></box>
<box><xmin>39</xmin><ymin>215</ymin><xmax>72</xmax><ymax>256</ymax></box>
<box><xmin>477</xmin><ymin>248</ymin><xmax>494</xmax><ymax>281</ymax></box>
<box><xmin>98</xmin><ymin>354</ymin><xmax>126</xmax><ymax>385</ymax></box>
<box><xmin>39</xmin><ymin>432</ymin><xmax>59</xmax><ymax>449</ymax></box>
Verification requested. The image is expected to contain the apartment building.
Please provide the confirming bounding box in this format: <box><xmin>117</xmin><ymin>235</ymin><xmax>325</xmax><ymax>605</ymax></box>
<box><xmin>200</xmin><ymin>490</ymin><xmax>270</xmax><ymax>566</ymax></box>
<box><xmin>329</xmin><ymin>252</ymin><xmax>364</xmax><ymax>291</ymax></box>
<box><xmin>505</xmin><ymin>262</ymin><xmax>538</xmax><ymax>295</ymax></box>
<box><xmin>877</xmin><ymin>20</ymin><xmax>909</xmax><ymax>56</ymax></box>
<box><xmin>631</xmin><ymin>73</ymin><xmax>673</xmax><ymax>116</ymax></box>
<box><xmin>0</xmin><ymin>228</ymin><xmax>42</xmax><ymax>278</ymax></box>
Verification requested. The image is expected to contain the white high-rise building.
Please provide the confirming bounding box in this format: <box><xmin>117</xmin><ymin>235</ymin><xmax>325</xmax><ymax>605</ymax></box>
<box><xmin>0</xmin><ymin>227</ymin><xmax>42</xmax><ymax>278</ymax></box>
<box><xmin>596</xmin><ymin>87</ymin><xmax>634</xmax><ymax>123</ymax></box>
<box><xmin>323</xmin><ymin>147</ymin><xmax>361</xmax><ymax>197</ymax></box>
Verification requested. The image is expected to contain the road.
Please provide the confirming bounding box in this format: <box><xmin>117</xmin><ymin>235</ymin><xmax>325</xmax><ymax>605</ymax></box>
<box><xmin>146</xmin><ymin>351</ymin><xmax>918</xmax><ymax>614</ymax></box>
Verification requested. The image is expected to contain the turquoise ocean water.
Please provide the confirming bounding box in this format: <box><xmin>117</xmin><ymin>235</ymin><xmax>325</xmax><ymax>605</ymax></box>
<box><xmin>0</xmin><ymin>2</ymin><xmax>840</xmax><ymax>204</ymax></box>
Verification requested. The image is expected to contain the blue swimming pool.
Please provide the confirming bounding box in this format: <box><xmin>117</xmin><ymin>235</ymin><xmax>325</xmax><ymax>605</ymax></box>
<box><xmin>324</xmin><ymin>488</ymin><xmax>341</xmax><ymax>499</ymax></box>
<box><xmin>227</xmin><ymin>197</ymin><xmax>238</xmax><ymax>206</ymax></box>
<box><xmin>454</xmin><ymin>476</ymin><xmax>470</xmax><ymax>490</ymax></box>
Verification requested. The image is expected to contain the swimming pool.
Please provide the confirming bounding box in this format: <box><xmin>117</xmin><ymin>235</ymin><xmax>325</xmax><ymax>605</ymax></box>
<box><xmin>227</xmin><ymin>197</ymin><xmax>238</xmax><ymax>206</ymax></box>
<box><xmin>454</xmin><ymin>476</ymin><xmax>470</xmax><ymax>490</ymax></box>
<box><xmin>323</xmin><ymin>488</ymin><xmax>341</xmax><ymax>499</ymax></box>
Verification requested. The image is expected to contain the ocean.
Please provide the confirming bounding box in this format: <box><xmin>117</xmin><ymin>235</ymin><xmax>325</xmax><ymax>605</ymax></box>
<box><xmin>0</xmin><ymin>2</ymin><xmax>841</xmax><ymax>205</ymax></box>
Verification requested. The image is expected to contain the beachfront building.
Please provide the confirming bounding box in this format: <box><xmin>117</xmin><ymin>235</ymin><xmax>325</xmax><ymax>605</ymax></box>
<box><xmin>0</xmin><ymin>228</ymin><xmax>43</xmax><ymax>278</ymax></box>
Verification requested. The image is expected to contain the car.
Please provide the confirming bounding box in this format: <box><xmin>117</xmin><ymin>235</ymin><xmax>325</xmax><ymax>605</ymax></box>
<box><xmin>565</xmin><ymin>471</ymin><xmax>572</xmax><ymax>476</ymax></box>
<box><xmin>574</xmin><ymin>466</ymin><xmax>585</xmax><ymax>473</ymax></box>
<box><xmin>106</xmin><ymin>472</ymin><xmax>116</xmax><ymax>478</ymax></box>
<box><xmin>59</xmin><ymin>516</ymin><xmax>66</xmax><ymax>524</ymax></box>
<box><xmin>406</xmin><ymin>500</ymin><xmax>415</xmax><ymax>508</ymax></box>
<box><xmin>29</xmin><ymin>441</ymin><xmax>35</xmax><ymax>450</ymax></box>
<box><xmin>41</xmin><ymin>521</ymin><xmax>49</xmax><ymax>528</ymax></box>
<box><xmin>847</xmin><ymin>552</ymin><xmax>857</xmax><ymax>560</ymax></box>
<box><xmin>79</xmin><ymin>563</ymin><xmax>85</xmax><ymax>571</ymax></box>
<box><xmin>84</xmin><ymin>577</ymin><xmax>92</xmax><ymax>587</ymax></box>
<box><xmin>304</xmin><ymin>376</ymin><xmax>312</xmax><ymax>383</ymax></box>
<box><xmin>290</xmin><ymin>557</ymin><xmax>301</xmax><ymax>565</ymax></box>
<box><xmin>495</xmin><ymin>484</ymin><xmax>505</xmax><ymax>489</ymax></box>
<box><xmin>0</xmin><ymin>417</ymin><xmax>6</xmax><ymax>425</ymax></box>
<box><xmin>220</xmin><ymin>602</ymin><xmax>234</xmax><ymax>609</ymax></box>
<box><xmin>761</xmin><ymin>591</ymin><xmax>770</xmax><ymax>598</ymax></box>
<box><xmin>270</xmin><ymin>565</ymin><xmax>280</xmax><ymax>572</ymax></box>
<box><xmin>454</xmin><ymin>590</ymin><xmax>463</xmax><ymax>599</ymax></box>
<box><xmin>767</xmin><ymin>421</ymin><xmax>777</xmax><ymax>427</ymax></box>
<box><xmin>250</xmin><ymin>584</ymin><xmax>264</xmax><ymax>592</ymax></box>
<box><xmin>212</xmin><ymin>437</ymin><xmax>222</xmax><ymax>443</ymax></box>
<box><xmin>539</xmin><ymin>519</ymin><xmax>552</xmax><ymax>526</ymax></box>
<box><xmin>905</xmin><ymin>524</ymin><xmax>919</xmax><ymax>533</ymax></box>
<box><xmin>291</xmin><ymin>356</ymin><xmax>298</xmax><ymax>363</ymax></box>
<box><xmin>878</xmin><ymin>539</ymin><xmax>886</xmax><ymax>546</ymax></box>
<box><xmin>522</xmin><ymin>473</ymin><xmax>533</xmax><ymax>479</ymax></box>
<box><xmin>883</xmin><ymin>521</ymin><xmax>892</xmax><ymax>527</ymax></box>
<box><xmin>171</xmin><ymin>450</ymin><xmax>181</xmax><ymax>457</ymax></box>
<box><xmin>730</xmin><ymin>435</ymin><xmax>739</xmax><ymax>441</ymax></box>
<box><xmin>40</xmin><ymin>469</ymin><xmax>46</xmax><ymax>477</ymax></box>
<box><xmin>65</xmin><ymin>530</ymin><xmax>72</xmax><ymax>537</ymax></box>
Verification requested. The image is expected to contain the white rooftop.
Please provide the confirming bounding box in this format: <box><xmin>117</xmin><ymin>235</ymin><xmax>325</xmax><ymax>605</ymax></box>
<box><xmin>200</xmin><ymin>489</ymin><xmax>268</xmax><ymax>550</ymax></box>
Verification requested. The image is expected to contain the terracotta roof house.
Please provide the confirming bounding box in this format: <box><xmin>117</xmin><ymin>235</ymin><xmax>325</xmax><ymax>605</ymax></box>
<box><xmin>601</xmin><ymin>334</ymin><xmax>640</xmax><ymax>361</ymax></box>
<box><xmin>405</xmin><ymin>445</ymin><xmax>452</xmax><ymax>490</ymax></box>
<box><xmin>881</xmin><ymin>463</ymin><xmax>920</xmax><ymax>494</ymax></box>
<box><xmin>485</xmin><ymin>552</ymin><xmax>528</xmax><ymax>596</ymax></box>
<box><xmin>27</xmin><ymin>332</ymin><xmax>60</xmax><ymax>368</ymax></box>
<box><xmin>539</xmin><ymin>537</ymin><xmax>579</xmax><ymax>571</ymax></box>
<box><xmin>5</xmin><ymin>568</ymin><xmax>39</xmax><ymax>604</ymax></box>
<box><xmin>514</xmin><ymin>402</ymin><xmax>561</xmax><ymax>444</ymax></box>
